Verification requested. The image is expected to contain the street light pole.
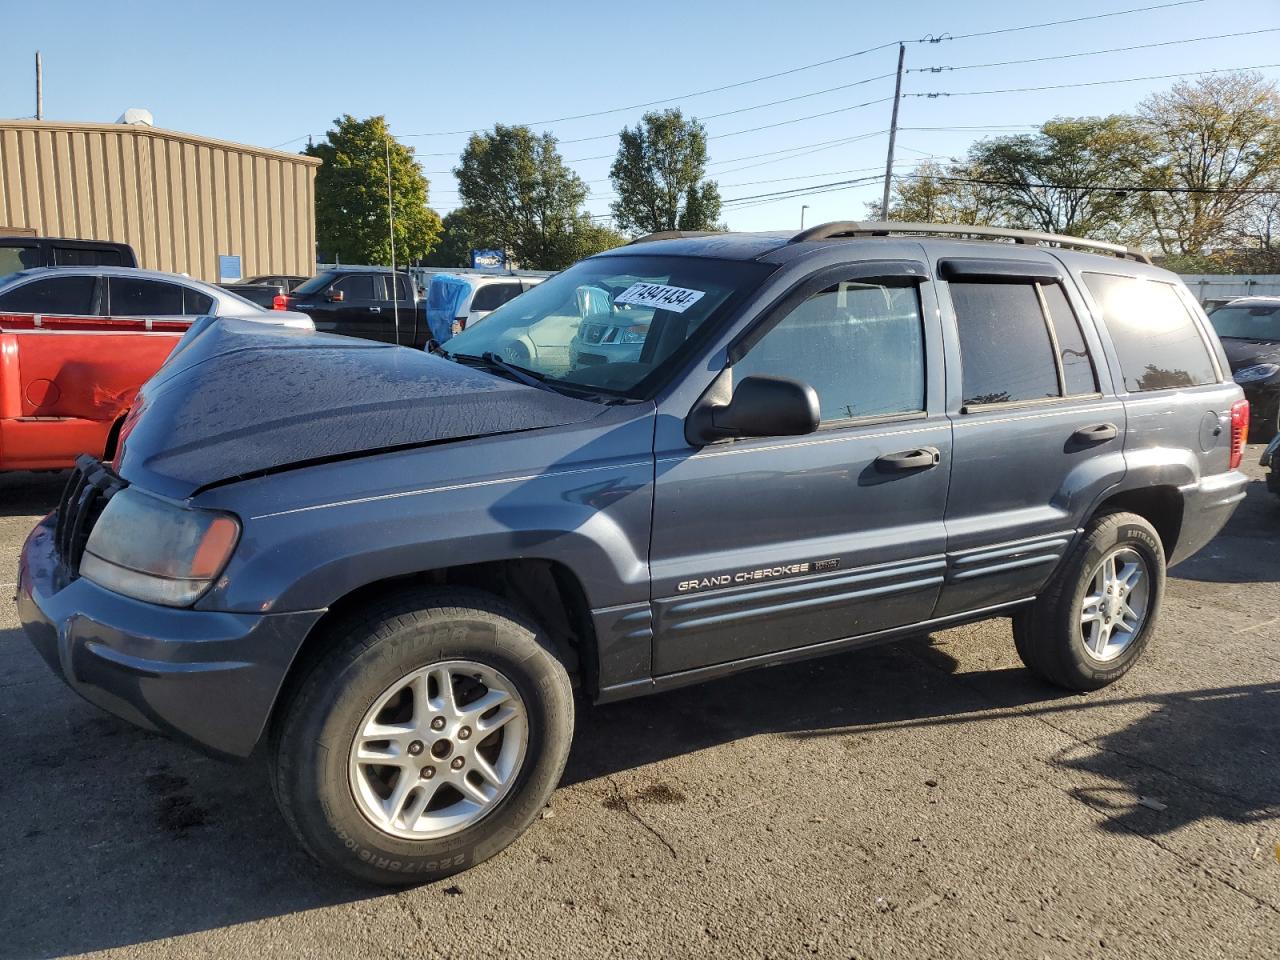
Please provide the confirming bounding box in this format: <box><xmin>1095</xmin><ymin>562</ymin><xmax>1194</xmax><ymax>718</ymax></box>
<box><xmin>385</xmin><ymin>134</ymin><xmax>399</xmax><ymax>346</ymax></box>
<box><xmin>800</xmin><ymin>204</ymin><xmax>810</xmax><ymax>230</ymax></box>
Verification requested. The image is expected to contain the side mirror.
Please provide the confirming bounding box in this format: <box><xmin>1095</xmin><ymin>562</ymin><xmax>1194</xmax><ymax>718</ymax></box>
<box><xmin>687</xmin><ymin>373</ymin><xmax>820</xmax><ymax>446</ymax></box>
<box><xmin>327</xmin><ymin>289</ymin><xmax>345</xmax><ymax>303</ymax></box>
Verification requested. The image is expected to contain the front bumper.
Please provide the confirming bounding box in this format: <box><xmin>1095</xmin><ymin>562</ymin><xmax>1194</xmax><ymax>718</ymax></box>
<box><xmin>17</xmin><ymin>517</ymin><xmax>324</xmax><ymax>758</ymax></box>
<box><xmin>1170</xmin><ymin>470</ymin><xmax>1249</xmax><ymax>566</ymax></box>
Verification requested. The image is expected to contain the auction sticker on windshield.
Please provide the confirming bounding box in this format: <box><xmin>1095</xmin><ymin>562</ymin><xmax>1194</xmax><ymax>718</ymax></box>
<box><xmin>615</xmin><ymin>282</ymin><xmax>706</xmax><ymax>313</ymax></box>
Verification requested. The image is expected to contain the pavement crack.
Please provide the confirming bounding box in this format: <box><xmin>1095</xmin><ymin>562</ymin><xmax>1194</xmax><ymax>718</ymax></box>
<box><xmin>606</xmin><ymin>776</ymin><xmax>678</xmax><ymax>860</ymax></box>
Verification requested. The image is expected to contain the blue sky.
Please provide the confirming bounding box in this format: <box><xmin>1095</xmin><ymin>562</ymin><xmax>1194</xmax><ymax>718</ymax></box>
<box><xmin>4</xmin><ymin>0</ymin><xmax>1279</xmax><ymax>232</ymax></box>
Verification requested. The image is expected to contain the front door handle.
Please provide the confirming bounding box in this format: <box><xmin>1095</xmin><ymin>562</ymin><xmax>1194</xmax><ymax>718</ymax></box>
<box><xmin>874</xmin><ymin>446</ymin><xmax>941</xmax><ymax>473</ymax></box>
<box><xmin>1071</xmin><ymin>422</ymin><xmax>1118</xmax><ymax>444</ymax></box>
<box><xmin>369</xmin><ymin>306</ymin><xmax>382</xmax><ymax>314</ymax></box>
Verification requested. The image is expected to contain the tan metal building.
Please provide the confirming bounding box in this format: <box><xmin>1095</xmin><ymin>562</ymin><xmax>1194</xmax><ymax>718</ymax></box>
<box><xmin>0</xmin><ymin>119</ymin><xmax>319</xmax><ymax>282</ymax></box>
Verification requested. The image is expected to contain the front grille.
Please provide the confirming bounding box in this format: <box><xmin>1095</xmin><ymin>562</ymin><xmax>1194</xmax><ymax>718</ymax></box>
<box><xmin>54</xmin><ymin>455</ymin><xmax>126</xmax><ymax>576</ymax></box>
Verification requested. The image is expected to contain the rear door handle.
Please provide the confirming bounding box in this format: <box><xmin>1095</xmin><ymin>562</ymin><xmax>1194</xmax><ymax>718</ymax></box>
<box><xmin>369</xmin><ymin>306</ymin><xmax>382</xmax><ymax>314</ymax></box>
<box><xmin>1071</xmin><ymin>422</ymin><xmax>1118</xmax><ymax>444</ymax></box>
<box><xmin>874</xmin><ymin>446</ymin><xmax>941</xmax><ymax>473</ymax></box>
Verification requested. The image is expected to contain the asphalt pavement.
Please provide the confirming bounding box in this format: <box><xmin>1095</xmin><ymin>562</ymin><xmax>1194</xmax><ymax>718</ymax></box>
<box><xmin>1</xmin><ymin>451</ymin><xmax>1277</xmax><ymax>960</ymax></box>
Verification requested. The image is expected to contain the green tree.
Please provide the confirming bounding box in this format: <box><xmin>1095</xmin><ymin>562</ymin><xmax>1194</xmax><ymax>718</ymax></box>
<box><xmin>609</xmin><ymin>109</ymin><xmax>722</xmax><ymax>233</ymax></box>
<box><xmin>453</xmin><ymin>124</ymin><xmax>592</xmax><ymax>270</ymax></box>
<box><xmin>422</xmin><ymin>210</ymin><xmax>475</xmax><ymax>267</ymax></box>
<box><xmin>305</xmin><ymin>115</ymin><xmax>442</xmax><ymax>265</ymax></box>
<box><xmin>965</xmin><ymin>117</ymin><xmax>1154</xmax><ymax>239</ymax></box>
<box><xmin>565</xmin><ymin>217</ymin><xmax>628</xmax><ymax>261</ymax></box>
<box><xmin>875</xmin><ymin>160</ymin><xmax>1000</xmax><ymax>225</ymax></box>
<box><xmin>1137</xmin><ymin>71</ymin><xmax>1280</xmax><ymax>256</ymax></box>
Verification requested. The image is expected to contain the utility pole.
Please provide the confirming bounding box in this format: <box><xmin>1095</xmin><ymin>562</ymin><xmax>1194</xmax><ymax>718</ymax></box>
<box><xmin>800</xmin><ymin>204</ymin><xmax>810</xmax><ymax>229</ymax></box>
<box><xmin>880</xmin><ymin>43</ymin><xmax>905</xmax><ymax>221</ymax></box>
<box><xmin>35</xmin><ymin>51</ymin><xmax>43</xmax><ymax>120</ymax></box>
<box><xmin>385</xmin><ymin>134</ymin><xmax>399</xmax><ymax>346</ymax></box>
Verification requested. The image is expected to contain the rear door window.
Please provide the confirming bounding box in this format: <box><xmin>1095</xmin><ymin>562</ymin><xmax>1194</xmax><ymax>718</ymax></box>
<box><xmin>109</xmin><ymin>277</ymin><xmax>186</xmax><ymax>316</ymax></box>
<box><xmin>52</xmin><ymin>245</ymin><xmax>124</xmax><ymax>267</ymax></box>
<box><xmin>0</xmin><ymin>274</ymin><xmax>100</xmax><ymax>314</ymax></box>
<box><xmin>1082</xmin><ymin>273</ymin><xmax>1218</xmax><ymax>392</ymax></box>
<box><xmin>950</xmin><ymin>281</ymin><xmax>1061</xmax><ymax>406</ymax></box>
<box><xmin>1040</xmin><ymin>282</ymin><xmax>1099</xmax><ymax>395</ymax></box>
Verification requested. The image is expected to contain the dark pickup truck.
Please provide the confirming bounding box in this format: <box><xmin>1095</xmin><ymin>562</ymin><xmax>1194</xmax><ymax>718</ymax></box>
<box><xmin>19</xmin><ymin>222</ymin><xmax>1248</xmax><ymax>887</ymax></box>
<box><xmin>274</xmin><ymin>267</ymin><xmax>428</xmax><ymax>346</ymax></box>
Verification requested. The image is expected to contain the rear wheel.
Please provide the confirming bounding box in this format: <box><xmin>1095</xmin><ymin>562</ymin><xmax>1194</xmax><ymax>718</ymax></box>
<box><xmin>271</xmin><ymin>588</ymin><xmax>574</xmax><ymax>885</ymax></box>
<box><xmin>1013</xmin><ymin>512</ymin><xmax>1165</xmax><ymax>690</ymax></box>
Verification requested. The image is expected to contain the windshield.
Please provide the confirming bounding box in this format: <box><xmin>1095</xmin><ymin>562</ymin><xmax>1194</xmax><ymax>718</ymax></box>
<box><xmin>1209</xmin><ymin>303</ymin><xmax>1280</xmax><ymax>341</ymax></box>
<box><xmin>442</xmin><ymin>254</ymin><xmax>772</xmax><ymax>396</ymax></box>
<box><xmin>292</xmin><ymin>272</ymin><xmax>340</xmax><ymax>296</ymax></box>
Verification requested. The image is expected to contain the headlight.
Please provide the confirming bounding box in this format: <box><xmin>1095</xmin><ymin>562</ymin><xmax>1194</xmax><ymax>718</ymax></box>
<box><xmin>79</xmin><ymin>488</ymin><xmax>240</xmax><ymax>607</ymax></box>
<box><xmin>1233</xmin><ymin>363</ymin><xmax>1280</xmax><ymax>384</ymax></box>
<box><xmin>618</xmin><ymin>325</ymin><xmax>648</xmax><ymax>344</ymax></box>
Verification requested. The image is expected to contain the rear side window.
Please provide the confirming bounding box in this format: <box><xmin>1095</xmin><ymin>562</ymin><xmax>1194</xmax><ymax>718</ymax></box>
<box><xmin>0</xmin><ymin>275</ymin><xmax>99</xmax><ymax>314</ymax></box>
<box><xmin>183</xmin><ymin>287</ymin><xmax>215</xmax><ymax>314</ymax></box>
<box><xmin>734</xmin><ymin>279</ymin><xmax>925</xmax><ymax>423</ymax></box>
<box><xmin>109</xmin><ymin>277</ymin><xmax>185</xmax><ymax>316</ymax></box>
<box><xmin>471</xmin><ymin>282</ymin><xmax>524</xmax><ymax>312</ymax></box>
<box><xmin>950</xmin><ymin>282</ymin><xmax>1060</xmax><ymax>406</ymax></box>
<box><xmin>1082</xmin><ymin>273</ymin><xmax>1218</xmax><ymax>392</ymax></box>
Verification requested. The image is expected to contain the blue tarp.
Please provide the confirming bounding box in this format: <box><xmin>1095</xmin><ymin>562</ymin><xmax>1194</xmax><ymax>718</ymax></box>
<box><xmin>425</xmin><ymin>274</ymin><xmax>473</xmax><ymax>344</ymax></box>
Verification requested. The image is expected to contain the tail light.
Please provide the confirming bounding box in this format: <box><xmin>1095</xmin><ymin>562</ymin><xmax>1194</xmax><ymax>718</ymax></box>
<box><xmin>272</xmin><ymin>294</ymin><xmax>288</xmax><ymax>311</ymax></box>
<box><xmin>1229</xmin><ymin>398</ymin><xmax>1249</xmax><ymax>469</ymax></box>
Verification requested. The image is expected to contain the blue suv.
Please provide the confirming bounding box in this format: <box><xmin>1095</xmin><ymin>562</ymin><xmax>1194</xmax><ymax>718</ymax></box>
<box><xmin>18</xmin><ymin>222</ymin><xmax>1249</xmax><ymax>885</ymax></box>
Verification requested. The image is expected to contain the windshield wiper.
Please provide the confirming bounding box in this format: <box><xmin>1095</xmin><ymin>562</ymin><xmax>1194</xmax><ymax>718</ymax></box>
<box><xmin>449</xmin><ymin>351</ymin><xmax>564</xmax><ymax>394</ymax></box>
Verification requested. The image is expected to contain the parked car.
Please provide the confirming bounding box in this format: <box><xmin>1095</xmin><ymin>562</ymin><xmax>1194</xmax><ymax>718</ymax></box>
<box><xmin>245</xmin><ymin>274</ymin><xmax>307</xmax><ymax>292</ymax></box>
<box><xmin>275</xmin><ymin>267</ymin><xmax>427</xmax><ymax>346</ymax></box>
<box><xmin>1206</xmin><ymin>296</ymin><xmax>1280</xmax><ymax>439</ymax></box>
<box><xmin>0</xmin><ymin>266</ymin><xmax>311</xmax><ymax>471</ymax></box>
<box><xmin>0</xmin><ymin>235</ymin><xmax>137</xmax><ymax>277</ymax></box>
<box><xmin>1263</xmin><ymin>434</ymin><xmax>1280</xmax><ymax>498</ymax></box>
<box><xmin>18</xmin><ymin>222</ymin><xmax>1248</xmax><ymax>885</ymax></box>
<box><xmin>425</xmin><ymin>272</ymin><xmax>547</xmax><ymax>342</ymax></box>
<box><xmin>220</xmin><ymin>282</ymin><xmax>282</xmax><ymax>308</ymax></box>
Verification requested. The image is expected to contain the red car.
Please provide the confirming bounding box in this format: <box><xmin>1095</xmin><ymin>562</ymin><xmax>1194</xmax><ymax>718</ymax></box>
<box><xmin>0</xmin><ymin>266</ymin><xmax>311</xmax><ymax>471</ymax></box>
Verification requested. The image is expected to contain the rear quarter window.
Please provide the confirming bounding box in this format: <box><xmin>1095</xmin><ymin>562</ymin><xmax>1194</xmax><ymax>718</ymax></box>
<box><xmin>1083</xmin><ymin>273</ymin><xmax>1218</xmax><ymax>393</ymax></box>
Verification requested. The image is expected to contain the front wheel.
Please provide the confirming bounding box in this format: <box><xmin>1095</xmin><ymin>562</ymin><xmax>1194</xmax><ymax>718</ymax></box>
<box><xmin>270</xmin><ymin>588</ymin><xmax>574</xmax><ymax>885</ymax></box>
<box><xmin>1013</xmin><ymin>512</ymin><xmax>1165</xmax><ymax>690</ymax></box>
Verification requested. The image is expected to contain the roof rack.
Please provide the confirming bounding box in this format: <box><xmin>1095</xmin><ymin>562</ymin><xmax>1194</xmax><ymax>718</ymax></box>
<box><xmin>789</xmin><ymin>220</ymin><xmax>1152</xmax><ymax>265</ymax></box>
<box><xmin>626</xmin><ymin>230</ymin><xmax>722</xmax><ymax>245</ymax></box>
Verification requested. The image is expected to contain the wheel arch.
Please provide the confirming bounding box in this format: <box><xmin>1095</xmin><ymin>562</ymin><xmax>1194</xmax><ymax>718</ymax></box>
<box><xmin>1089</xmin><ymin>485</ymin><xmax>1184</xmax><ymax>560</ymax></box>
<box><xmin>266</xmin><ymin>558</ymin><xmax>597</xmax><ymax>748</ymax></box>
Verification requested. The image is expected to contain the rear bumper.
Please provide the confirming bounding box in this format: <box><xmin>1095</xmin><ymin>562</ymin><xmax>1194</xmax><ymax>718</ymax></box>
<box><xmin>17</xmin><ymin>517</ymin><xmax>324</xmax><ymax>758</ymax></box>
<box><xmin>1171</xmin><ymin>470</ymin><xmax>1249</xmax><ymax>566</ymax></box>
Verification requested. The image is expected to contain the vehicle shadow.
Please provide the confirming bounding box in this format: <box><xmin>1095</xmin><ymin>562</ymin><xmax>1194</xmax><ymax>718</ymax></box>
<box><xmin>0</xmin><ymin>470</ymin><xmax>66</xmax><ymax>519</ymax></box>
<box><xmin>3</xmin><ymin>619</ymin><xmax>1277</xmax><ymax>958</ymax></box>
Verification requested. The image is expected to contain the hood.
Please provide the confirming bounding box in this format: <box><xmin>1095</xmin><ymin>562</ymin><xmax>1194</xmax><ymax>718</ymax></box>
<box><xmin>1220</xmin><ymin>336</ymin><xmax>1280</xmax><ymax>372</ymax></box>
<box><xmin>115</xmin><ymin>319</ymin><xmax>604</xmax><ymax>498</ymax></box>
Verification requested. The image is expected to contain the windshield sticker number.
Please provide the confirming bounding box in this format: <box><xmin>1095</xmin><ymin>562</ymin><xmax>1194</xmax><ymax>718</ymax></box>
<box><xmin>615</xmin><ymin>282</ymin><xmax>706</xmax><ymax>314</ymax></box>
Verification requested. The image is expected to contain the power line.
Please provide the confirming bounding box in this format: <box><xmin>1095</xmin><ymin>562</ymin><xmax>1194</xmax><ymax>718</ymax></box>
<box><xmin>914</xmin><ymin>62</ymin><xmax>1280</xmax><ymax>99</ymax></box>
<box><xmin>897</xmin><ymin>172</ymin><xmax>1280</xmax><ymax>195</ymax></box>
<box><xmin>909</xmin><ymin>27</ymin><xmax>1280</xmax><ymax>74</ymax></box>
<box><xmin>942</xmin><ymin>0</ymin><xmax>1203</xmax><ymax>42</ymax></box>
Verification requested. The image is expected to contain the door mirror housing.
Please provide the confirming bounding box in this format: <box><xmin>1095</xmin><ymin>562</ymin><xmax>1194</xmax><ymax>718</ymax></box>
<box><xmin>327</xmin><ymin>289</ymin><xmax>345</xmax><ymax>303</ymax></box>
<box><xmin>687</xmin><ymin>373</ymin><xmax>821</xmax><ymax>446</ymax></box>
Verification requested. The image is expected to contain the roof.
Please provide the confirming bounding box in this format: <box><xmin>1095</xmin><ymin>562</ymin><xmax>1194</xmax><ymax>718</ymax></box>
<box><xmin>0</xmin><ymin>119</ymin><xmax>320</xmax><ymax>166</ymax></box>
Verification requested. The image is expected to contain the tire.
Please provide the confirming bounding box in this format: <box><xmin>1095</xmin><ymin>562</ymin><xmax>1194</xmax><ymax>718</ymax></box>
<box><xmin>270</xmin><ymin>587</ymin><xmax>574</xmax><ymax>886</ymax></box>
<box><xmin>1013</xmin><ymin>511</ymin><xmax>1166</xmax><ymax>691</ymax></box>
